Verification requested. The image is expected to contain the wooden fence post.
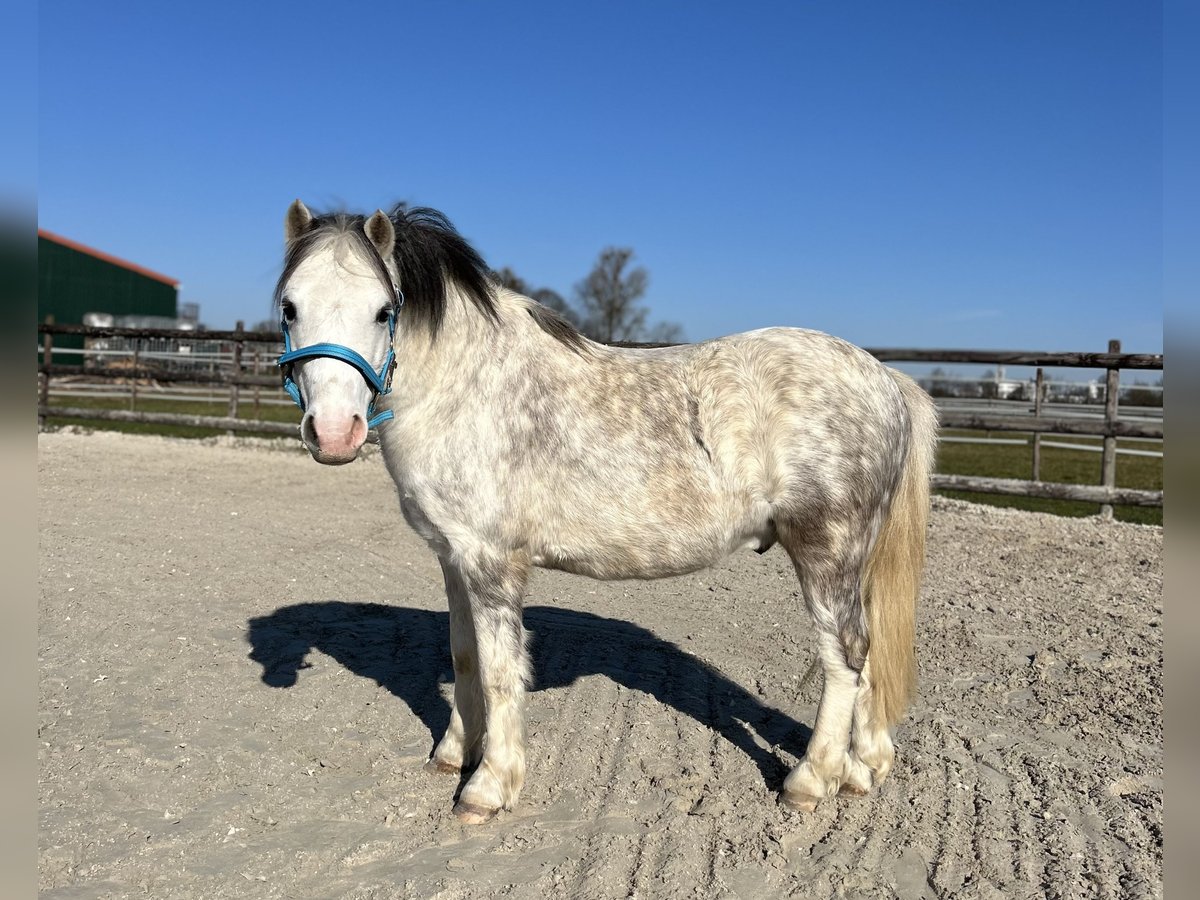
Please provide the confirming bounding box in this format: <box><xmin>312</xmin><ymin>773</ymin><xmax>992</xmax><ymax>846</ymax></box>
<box><xmin>1099</xmin><ymin>339</ymin><xmax>1121</xmax><ymax>520</ymax></box>
<box><xmin>1031</xmin><ymin>367</ymin><xmax>1044</xmax><ymax>481</ymax></box>
<box><xmin>252</xmin><ymin>344</ymin><xmax>261</xmax><ymax>420</ymax></box>
<box><xmin>227</xmin><ymin>321</ymin><xmax>244</xmax><ymax>435</ymax></box>
<box><xmin>130</xmin><ymin>339</ymin><xmax>140</xmax><ymax>412</ymax></box>
<box><xmin>39</xmin><ymin>316</ymin><xmax>54</xmax><ymax>430</ymax></box>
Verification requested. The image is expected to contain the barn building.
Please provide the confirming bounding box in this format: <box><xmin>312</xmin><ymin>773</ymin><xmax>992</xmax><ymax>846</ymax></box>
<box><xmin>38</xmin><ymin>229</ymin><xmax>180</xmax><ymax>323</ymax></box>
<box><xmin>38</xmin><ymin>230</ymin><xmax>181</xmax><ymax>360</ymax></box>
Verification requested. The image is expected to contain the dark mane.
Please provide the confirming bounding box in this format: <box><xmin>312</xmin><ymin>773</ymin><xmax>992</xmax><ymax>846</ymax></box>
<box><xmin>388</xmin><ymin>204</ymin><xmax>497</xmax><ymax>334</ymax></box>
<box><xmin>274</xmin><ymin>204</ymin><xmax>496</xmax><ymax>335</ymax></box>
<box><xmin>525</xmin><ymin>303</ymin><xmax>589</xmax><ymax>353</ymax></box>
<box><xmin>276</xmin><ymin>202</ymin><xmax>587</xmax><ymax>350</ymax></box>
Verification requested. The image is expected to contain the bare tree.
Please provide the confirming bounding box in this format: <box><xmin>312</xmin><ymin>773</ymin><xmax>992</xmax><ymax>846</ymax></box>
<box><xmin>927</xmin><ymin>366</ymin><xmax>951</xmax><ymax>398</ymax></box>
<box><xmin>497</xmin><ymin>250</ymin><xmax>683</xmax><ymax>343</ymax></box>
<box><xmin>643</xmin><ymin>320</ymin><xmax>685</xmax><ymax>344</ymax></box>
<box><xmin>1123</xmin><ymin>378</ymin><xmax>1162</xmax><ymax>408</ymax></box>
<box><xmin>575</xmin><ymin>246</ymin><xmax>688</xmax><ymax>344</ymax></box>
<box><xmin>492</xmin><ymin>266</ymin><xmax>529</xmax><ymax>295</ymax></box>
<box><xmin>574</xmin><ymin>247</ymin><xmax>648</xmax><ymax>342</ymax></box>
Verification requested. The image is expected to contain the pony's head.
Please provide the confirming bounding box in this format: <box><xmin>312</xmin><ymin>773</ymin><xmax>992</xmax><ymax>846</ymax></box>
<box><xmin>275</xmin><ymin>200</ymin><xmax>401</xmax><ymax>464</ymax></box>
<box><xmin>275</xmin><ymin>200</ymin><xmax>513</xmax><ymax>464</ymax></box>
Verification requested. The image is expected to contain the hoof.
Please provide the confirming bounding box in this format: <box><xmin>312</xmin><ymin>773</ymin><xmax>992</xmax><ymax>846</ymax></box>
<box><xmin>778</xmin><ymin>790</ymin><xmax>822</xmax><ymax>813</ymax></box>
<box><xmin>424</xmin><ymin>759</ymin><xmax>461</xmax><ymax>776</ymax></box>
<box><xmin>453</xmin><ymin>800</ymin><xmax>499</xmax><ymax>825</ymax></box>
<box><xmin>838</xmin><ymin>782</ymin><xmax>869</xmax><ymax>798</ymax></box>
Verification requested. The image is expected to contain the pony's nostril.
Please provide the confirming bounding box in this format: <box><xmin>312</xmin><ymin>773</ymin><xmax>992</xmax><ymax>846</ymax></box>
<box><xmin>301</xmin><ymin>414</ymin><xmax>320</xmax><ymax>449</ymax></box>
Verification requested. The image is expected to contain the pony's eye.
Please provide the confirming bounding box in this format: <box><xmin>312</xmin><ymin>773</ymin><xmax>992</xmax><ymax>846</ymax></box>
<box><xmin>376</xmin><ymin>305</ymin><xmax>392</xmax><ymax>324</ymax></box>
<box><xmin>281</xmin><ymin>300</ymin><xmax>297</xmax><ymax>323</ymax></box>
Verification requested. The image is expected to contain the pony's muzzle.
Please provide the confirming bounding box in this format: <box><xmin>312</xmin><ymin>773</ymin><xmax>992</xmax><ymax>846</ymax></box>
<box><xmin>301</xmin><ymin>411</ymin><xmax>368</xmax><ymax>465</ymax></box>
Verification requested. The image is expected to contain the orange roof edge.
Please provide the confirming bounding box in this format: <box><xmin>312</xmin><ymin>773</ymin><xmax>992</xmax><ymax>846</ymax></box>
<box><xmin>38</xmin><ymin>229</ymin><xmax>180</xmax><ymax>287</ymax></box>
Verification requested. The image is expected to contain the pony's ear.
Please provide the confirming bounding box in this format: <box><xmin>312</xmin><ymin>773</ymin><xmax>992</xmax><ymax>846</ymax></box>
<box><xmin>285</xmin><ymin>199</ymin><xmax>314</xmax><ymax>243</ymax></box>
<box><xmin>365</xmin><ymin>209</ymin><xmax>395</xmax><ymax>258</ymax></box>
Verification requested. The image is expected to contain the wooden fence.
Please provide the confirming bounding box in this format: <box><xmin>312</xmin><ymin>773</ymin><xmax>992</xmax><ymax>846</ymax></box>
<box><xmin>878</xmin><ymin>339</ymin><xmax>1163</xmax><ymax>516</ymax></box>
<box><xmin>38</xmin><ymin>319</ymin><xmax>296</xmax><ymax>436</ymax></box>
<box><xmin>38</xmin><ymin>321</ymin><xmax>1164</xmax><ymax>513</ymax></box>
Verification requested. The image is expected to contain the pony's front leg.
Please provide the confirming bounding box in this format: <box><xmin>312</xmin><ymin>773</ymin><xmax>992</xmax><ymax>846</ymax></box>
<box><xmin>447</xmin><ymin>552</ymin><xmax>531</xmax><ymax>825</ymax></box>
<box><xmin>426</xmin><ymin>560</ymin><xmax>485</xmax><ymax>775</ymax></box>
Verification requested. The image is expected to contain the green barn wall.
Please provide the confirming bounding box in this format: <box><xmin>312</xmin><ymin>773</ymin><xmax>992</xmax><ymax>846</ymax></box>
<box><xmin>39</xmin><ymin>236</ymin><xmax>178</xmax><ymax>323</ymax></box>
<box><xmin>38</xmin><ymin>235</ymin><xmax>179</xmax><ymax>360</ymax></box>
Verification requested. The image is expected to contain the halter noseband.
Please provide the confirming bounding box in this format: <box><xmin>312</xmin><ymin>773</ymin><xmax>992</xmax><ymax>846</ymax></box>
<box><xmin>276</xmin><ymin>292</ymin><xmax>403</xmax><ymax>430</ymax></box>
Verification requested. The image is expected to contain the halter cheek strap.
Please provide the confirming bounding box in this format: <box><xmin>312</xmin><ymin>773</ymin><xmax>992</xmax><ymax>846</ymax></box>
<box><xmin>276</xmin><ymin>293</ymin><xmax>403</xmax><ymax>430</ymax></box>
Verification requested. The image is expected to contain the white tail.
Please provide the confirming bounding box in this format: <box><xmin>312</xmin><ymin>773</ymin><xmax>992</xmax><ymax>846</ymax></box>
<box><xmin>863</xmin><ymin>372</ymin><xmax>938</xmax><ymax>725</ymax></box>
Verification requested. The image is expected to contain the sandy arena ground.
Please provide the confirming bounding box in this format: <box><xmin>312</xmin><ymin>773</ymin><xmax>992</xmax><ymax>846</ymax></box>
<box><xmin>38</xmin><ymin>431</ymin><xmax>1163</xmax><ymax>899</ymax></box>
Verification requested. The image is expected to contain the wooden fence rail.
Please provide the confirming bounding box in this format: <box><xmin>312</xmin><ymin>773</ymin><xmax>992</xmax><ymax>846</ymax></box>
<box><xmin>37</xmin><ymin>321</ymin><xmax>1164</xmax><ymax>512</ymax></box>
<box><xmin>929</xmin><ymin>474</ymin><xmax>1161</xmax><ymax>507</ymax></box>
<box><xmin>937</xmin><ymin>410</ymin><xmax>1162</xmax><ymax>440</ymax></box>
<box><xmin>38</xmin><ymin>322</ymin><xmax>283</xmax><ymax>343</ymax></box>
<box><xmin>47</xmin><ymin>406</ymin><xmax>297</xmax><ymax>436</ymax></box>
<box><xmin>41</xmin><ymin>364</ymin><xmax>282</xmax><ymax>387</ymax></box>
<box><xmin>864</xmin><ymin>347</ymin><xmax>1164</xmax><ymax>370</ymax></box>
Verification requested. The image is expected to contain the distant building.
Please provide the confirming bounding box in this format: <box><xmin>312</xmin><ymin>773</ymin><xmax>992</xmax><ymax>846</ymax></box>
<box><xmin>38</xmin><ymin>230</ymin><xmax>180</xmax><ymax>361</ymax></box>
<box><xmin>991</xmin><ymin>366</ymin><xmax>1028</xmax><ymax>400</ymax></box>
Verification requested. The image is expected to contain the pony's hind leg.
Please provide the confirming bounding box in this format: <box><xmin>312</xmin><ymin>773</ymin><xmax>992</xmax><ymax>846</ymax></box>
<box><xmin>780</xmin><ymin>619</ymin><xmax>873</xmax><ymax>811</ymax></box>
<box><xmin>447</xmin><ymin>551</ymin><xmax>531</xmax><ymax>825</ymax></box>
<box><xmin>426</xmin><ymin>561</ymin><xmax>485</xmax><ymax>775</ymax></box>
<box><xmin>849</xmin><ymin>657</ymin><xmax>895</xmax><ymax>786</ymax></box>
<box><xmin>778</xmin><ymin>523</ymin><xmax>874</xmax><ymax>811</ymax></box>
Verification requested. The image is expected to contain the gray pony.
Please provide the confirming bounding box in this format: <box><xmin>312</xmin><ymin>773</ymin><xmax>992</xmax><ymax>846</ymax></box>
<box><xmin>273</xmin><ymin>200</ymin><xmax>938</xmax><ymax>823</ymax></box>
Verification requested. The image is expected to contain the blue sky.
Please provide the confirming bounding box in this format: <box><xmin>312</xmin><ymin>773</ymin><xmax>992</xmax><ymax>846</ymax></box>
<box><xmin>36</xmin><ymin>1</ymin><xmax>1162</xmax><ymax>354</ymax></box>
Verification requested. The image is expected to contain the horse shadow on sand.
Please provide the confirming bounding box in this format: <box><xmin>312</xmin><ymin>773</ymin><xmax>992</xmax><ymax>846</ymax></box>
<box><xmin>246</xmin><ymin>601</ymin><xmax>811</xmax><ymax>791</ymax></box>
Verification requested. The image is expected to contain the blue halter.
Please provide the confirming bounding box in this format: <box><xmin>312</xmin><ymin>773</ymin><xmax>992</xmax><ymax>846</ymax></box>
<box><xmin>276</xmin><ymin>296</ymin><xmax>401</xmax><ymax>430</ymax></box>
